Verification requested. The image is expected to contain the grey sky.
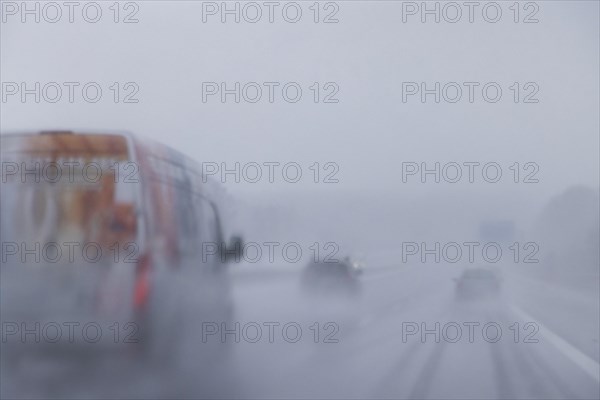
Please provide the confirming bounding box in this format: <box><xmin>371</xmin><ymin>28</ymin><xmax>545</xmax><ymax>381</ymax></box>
<box><xmin>1</xmin><ymin>1</ymin><xmax>598</xmax><ymax>202</ymax></box>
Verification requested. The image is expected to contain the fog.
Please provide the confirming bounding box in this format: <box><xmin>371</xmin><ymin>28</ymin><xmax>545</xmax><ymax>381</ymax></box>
<box><xmin>1</xmin><ymin>1</ymin><xmax>599</xmax><ymax>399</ymax></box>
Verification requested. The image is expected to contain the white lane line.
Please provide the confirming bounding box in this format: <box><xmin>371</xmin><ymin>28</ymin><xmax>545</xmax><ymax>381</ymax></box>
<box><xmin>511</xmin><ymin>304</ymin><xmax>600</xmax><ymax>383</ymax></box>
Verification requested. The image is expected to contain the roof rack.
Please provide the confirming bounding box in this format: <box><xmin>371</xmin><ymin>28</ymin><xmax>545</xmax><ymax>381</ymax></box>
<box><xmin>39</xmin><ymin>130</ymin><xmax>73</xmax><ymax>135</ymax></box>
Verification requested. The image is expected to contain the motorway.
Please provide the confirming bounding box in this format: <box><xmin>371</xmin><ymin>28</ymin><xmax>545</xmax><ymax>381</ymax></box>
<box><xmin>1</xmin><ymin>262</ymin><xmax>599</xmax><ymax>399</ymax></box>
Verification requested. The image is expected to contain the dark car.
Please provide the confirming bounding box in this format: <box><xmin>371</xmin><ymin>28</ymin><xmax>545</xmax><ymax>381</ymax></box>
<box><xmin>454</xmin><ymin>268</ymin><xmax>501</xmax><ymax>301</ymax></box>
<box><xmin>301</xmin><ymin>256</ymin><xmax>363</xmax><ymax>297</ymax></box>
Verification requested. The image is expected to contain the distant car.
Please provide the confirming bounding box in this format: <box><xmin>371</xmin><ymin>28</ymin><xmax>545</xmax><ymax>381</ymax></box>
<box><xmin>301</xmin><ymin>256</ymin><xmax>363</xmax><ymax>297</ymax></box>
<box><xmin>454</xmin><ymin>268</ymin><xmax>501</xmax><ymax>301</ymax></box>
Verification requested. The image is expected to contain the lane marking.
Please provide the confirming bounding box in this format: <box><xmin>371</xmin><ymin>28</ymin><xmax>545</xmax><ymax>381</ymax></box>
<box><xmin>511</xmin><ymin>304</ymin><xmax>600</xmax><ymax>383</ymax></box>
